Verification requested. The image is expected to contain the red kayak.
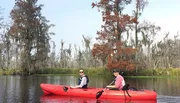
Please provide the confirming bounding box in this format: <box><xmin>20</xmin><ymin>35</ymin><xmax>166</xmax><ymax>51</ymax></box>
<box><xmin>40</xmin><ymin>83</ymin><xmax>157</xmax><ymax>100</ymax></box>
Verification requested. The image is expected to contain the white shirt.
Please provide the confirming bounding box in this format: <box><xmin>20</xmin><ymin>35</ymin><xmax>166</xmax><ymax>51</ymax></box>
<box><xmin>78</xmin><ymin>76</ymin><xmax>87</xmax><ymax>87</ymax></box>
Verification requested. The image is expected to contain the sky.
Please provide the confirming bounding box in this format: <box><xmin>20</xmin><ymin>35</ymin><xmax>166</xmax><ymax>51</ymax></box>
<box><xmin>1</xmin><ymin>0</ymin><xmax>180</xmax><ymax>53</ymax></box>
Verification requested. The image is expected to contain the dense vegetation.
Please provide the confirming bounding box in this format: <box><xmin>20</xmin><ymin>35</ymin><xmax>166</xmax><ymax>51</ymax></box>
<box><xmin>0</xmin><ymin>0</ymin><xmax>180</xmax><ymax>76</ymax></box>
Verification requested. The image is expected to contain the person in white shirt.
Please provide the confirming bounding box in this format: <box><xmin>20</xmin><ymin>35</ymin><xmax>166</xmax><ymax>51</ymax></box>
<box><xmin>71</xmin><ymin>69</ymin><xmax>89</xmax><ymax>88</ymax></box>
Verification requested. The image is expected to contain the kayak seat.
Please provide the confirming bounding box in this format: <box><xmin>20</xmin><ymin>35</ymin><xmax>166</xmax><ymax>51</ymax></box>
<box><xmin>129</xmin><ymin>87</ymin><xmax>138</xmax><ymax>91</ymax></box>
<box><xmin>122</xmin><ymin>84</ymin><xmax>138</xmax><ymax>91</ymax></box>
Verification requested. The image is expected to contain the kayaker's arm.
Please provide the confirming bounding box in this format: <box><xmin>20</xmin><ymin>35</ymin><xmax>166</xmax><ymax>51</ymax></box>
<box><xmin>106</xmin><ymin>85</ymin><xmax>116</xmax><ymax>88</ymax></box>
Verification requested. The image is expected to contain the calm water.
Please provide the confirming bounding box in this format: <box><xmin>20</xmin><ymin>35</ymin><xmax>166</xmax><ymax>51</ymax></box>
<box><xmin>0</xmin><ymin>75</ymin><xmax>180</xmax><ymax>103</ymax></box>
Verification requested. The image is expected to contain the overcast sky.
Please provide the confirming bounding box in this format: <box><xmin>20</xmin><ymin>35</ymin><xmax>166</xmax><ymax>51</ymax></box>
<box><xmin>1</xmin><ymin>0</ymin><xmax>180</xmax><ymax>52</ymax></box>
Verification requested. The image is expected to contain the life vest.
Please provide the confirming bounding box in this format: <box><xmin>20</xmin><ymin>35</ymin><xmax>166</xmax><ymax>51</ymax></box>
<box><xmin>78</xmin><ymin>75</ymin><xmax>89</xmax><ymax>88</ymax></box>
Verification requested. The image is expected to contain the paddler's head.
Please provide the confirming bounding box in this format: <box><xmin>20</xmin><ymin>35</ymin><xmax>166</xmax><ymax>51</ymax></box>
<box><xmin>112</xmin><ymin>69</ymin><xmax>120</xmax><ymax>77</ymax></box>
<box><xmin>79</xmin><ymin>69</ymin><xmax>84</xmax><ymax>76</ymax></box>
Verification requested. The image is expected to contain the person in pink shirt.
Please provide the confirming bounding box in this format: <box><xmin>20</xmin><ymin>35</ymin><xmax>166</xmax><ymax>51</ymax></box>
<box><xmin>106</xmin><ymin>69</ymin><xmax>125</xmax><ymax>90</ymax></box>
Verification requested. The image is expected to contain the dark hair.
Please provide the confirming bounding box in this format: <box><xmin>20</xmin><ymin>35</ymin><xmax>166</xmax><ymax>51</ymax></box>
<box><xmin>112</xmin><ymin>69</ymin><xmax>120</xmax><ymax>73</ymax></box>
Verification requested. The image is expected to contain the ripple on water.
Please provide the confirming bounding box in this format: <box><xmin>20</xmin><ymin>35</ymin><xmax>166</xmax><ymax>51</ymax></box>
<box><xmin>157</xmin><ymin>95</ymin><xmax>180</xmax><ymax>103</ymax></box>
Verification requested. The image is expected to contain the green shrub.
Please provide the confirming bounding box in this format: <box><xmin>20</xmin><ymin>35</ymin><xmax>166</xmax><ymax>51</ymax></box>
<box><xmin>1</xmin><ymin>67</ymin><xmax>180</xmax><ymax>77</ymax></box>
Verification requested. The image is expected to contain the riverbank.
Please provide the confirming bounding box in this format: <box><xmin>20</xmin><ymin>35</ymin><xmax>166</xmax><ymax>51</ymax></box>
<box><xmin>0</xmin><ymin>67</ymin><xmax>111</xmax><ymax>76</ymax></box>
<box><xmin>0</xmin><ymin>68</ymin><xmax>180</xmax><ymax>76</ymax></box>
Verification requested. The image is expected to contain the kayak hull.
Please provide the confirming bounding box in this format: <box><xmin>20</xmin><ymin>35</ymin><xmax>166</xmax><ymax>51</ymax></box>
<box><xmin>40</xmin><ymin>83</ymin><xmax>157</xmax><ymax>100</ymax></box>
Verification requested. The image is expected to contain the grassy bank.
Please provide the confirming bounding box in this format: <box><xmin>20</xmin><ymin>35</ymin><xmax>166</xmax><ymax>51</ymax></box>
<box><xmin>0</xmin><ymin>67</ymin><xmax>111</xmax><ymax>76</ymax></box>
<box><xmin>0</xmin><ymin>68</ymin><xmax>180</xmax><ymax>77</ymax></box>
<box><xmin>0</xmin><ymin>69</ymin><xmax>22</xmax><ymax>75</ymax></box>
<box><xmin>125</xmin><ymin>68</ymin><xmax>180</xmax><ymax>77</ymax></box>
<box><xmin>35</xmin><ymin>67</ymin><xmax>111</xmax><ymax>76</ymax></box>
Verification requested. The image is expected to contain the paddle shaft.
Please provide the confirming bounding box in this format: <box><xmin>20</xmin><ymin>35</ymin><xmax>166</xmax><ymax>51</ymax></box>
<box><xmin>103</xmin><ymin>80</ymin><xmax>115</xmax><ymax>90</ymax></box>
<box><xmin>109</xmin><ymin>80</ymin><xmax>115</xmax><ymax>85</ymax></box>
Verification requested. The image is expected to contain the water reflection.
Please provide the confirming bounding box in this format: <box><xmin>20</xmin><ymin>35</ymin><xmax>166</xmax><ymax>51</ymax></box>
<box><xmin>125</xmin><ymin>77</ymin><xmax>180</xmax><ymax>96</ymax></box>
<box><xmin>157</xmin><ymin>95</ymin><xmax>180</xmax><ymax>103</ymax></box>
<box><xmin>0</xmin><ymin>75</ymin><xmax>42</xmax><ymax>103</ymax></box>
<box><xmin>0</xmin><ymin>75</ymin><xmax>180</xmax><ymax>103</ymax></box>
<box><xmin>40</xmin><ymin>95</ymin><xmax>157</xmax><ymax>103</ymax></box>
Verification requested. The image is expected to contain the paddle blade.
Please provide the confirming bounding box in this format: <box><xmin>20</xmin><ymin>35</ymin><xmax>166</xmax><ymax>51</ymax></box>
<box><xmin>63</xmin><ymin>86</ymin><xmax>68</xmax><ymax>92</ymax></box>
<box><xmin>96</xmin><ymin>90</ymin><xmax>104</xmax><ymax>99</ymax></box>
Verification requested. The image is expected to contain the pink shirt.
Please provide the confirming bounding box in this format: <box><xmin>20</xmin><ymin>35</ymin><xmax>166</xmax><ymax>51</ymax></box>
<box><xmin>115</xmin><ymin>75</ymin><xmax>125</xmax><ymax>90</ymax></box>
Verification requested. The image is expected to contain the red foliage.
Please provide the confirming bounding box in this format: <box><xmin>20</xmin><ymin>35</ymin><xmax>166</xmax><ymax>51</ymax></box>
<box><xmin>92</xmin><ymin>43</ymin><xmax>109</xmax><ymax>57</ymax></box>
<box><xmin>92</xmin><ymin>0</ymin><xmax>138</xmax><ymax>70</ymax></box>
<box><xmin>131</xmin><ymin>17</ymin><xmax>139</xmax><ymax>24</ymax></box>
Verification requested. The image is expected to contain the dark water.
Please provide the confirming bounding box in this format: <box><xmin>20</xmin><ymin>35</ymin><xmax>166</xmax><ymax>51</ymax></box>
<box><xmin>0</xmin><ymin>75</ymin><xmax>180</xmax><ymax>103</ymax></box>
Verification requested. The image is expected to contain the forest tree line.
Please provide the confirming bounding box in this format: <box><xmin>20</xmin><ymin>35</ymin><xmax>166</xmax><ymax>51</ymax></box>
<box><xmin>0</xmin><ymin>0</ymin><xmax>180</xmax><ymax>75</ymax></box>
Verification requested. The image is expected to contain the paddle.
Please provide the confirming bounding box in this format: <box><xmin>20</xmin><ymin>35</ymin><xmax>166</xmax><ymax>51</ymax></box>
<box><xmin>122</xmin><ymin>84</ymin><xmax>131</xmax><ymax>99</ymax></box>
<box><xmin>96</xmin><ymin>80</ymin><xmax>115</xmax><ymax>99</ymax></box>
<box><xmin>63</xmin><ymin>86</ymin><xmax>68</xmax><ymax>92</ymax></box>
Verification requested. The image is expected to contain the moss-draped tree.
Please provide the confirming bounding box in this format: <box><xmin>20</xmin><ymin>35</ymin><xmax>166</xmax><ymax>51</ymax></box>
<box><xmin>9</xmin><ymin>0</ymin><xmax>53</xmax><ymax>74</ymax></box>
